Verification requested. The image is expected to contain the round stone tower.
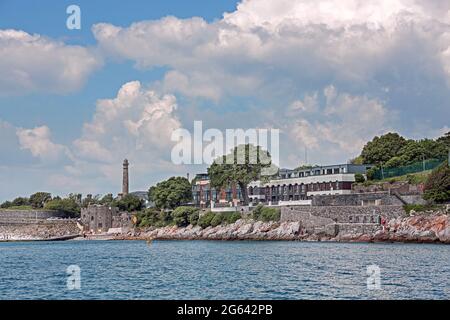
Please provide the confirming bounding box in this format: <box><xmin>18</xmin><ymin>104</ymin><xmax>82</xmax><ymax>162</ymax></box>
<box><xmin>122</xmin><ymin>159</ymin><xmax>129</xmax><ymax>196</ymax></box>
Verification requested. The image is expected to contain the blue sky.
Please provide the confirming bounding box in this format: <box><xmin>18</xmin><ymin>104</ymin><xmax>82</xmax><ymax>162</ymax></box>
<box><xmin>0</xmin><ymin>0</ymin><xmax>449</xmax><ymax>201</ymax></box>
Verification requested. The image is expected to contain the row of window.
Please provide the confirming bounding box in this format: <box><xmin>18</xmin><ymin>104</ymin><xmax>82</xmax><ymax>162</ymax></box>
<box><xmin>249</xmin><ymin>182</ymin><xmax>352</xmax><ymax>195</ymax></box>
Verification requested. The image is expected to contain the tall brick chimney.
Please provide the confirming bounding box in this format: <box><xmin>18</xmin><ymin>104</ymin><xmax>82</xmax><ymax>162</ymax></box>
<box><xmin>122</xmin><ymin>159</ymin><xmax>129</xmax><ymax>196</ymax></box>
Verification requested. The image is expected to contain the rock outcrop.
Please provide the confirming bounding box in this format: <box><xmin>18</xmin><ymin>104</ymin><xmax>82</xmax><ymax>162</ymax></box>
<box><xmin>1</xmin><ymin>214</ymin><xmax>448</xmax><ymax>244</ymax></box>
<box><xmin>125</xmin><ymin>214</ymin><xmax>450</xmax><ymax>244</ymax></box>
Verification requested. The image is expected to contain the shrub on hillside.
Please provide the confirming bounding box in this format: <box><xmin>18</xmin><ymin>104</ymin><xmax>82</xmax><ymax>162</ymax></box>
<box><xmin>226</xmin><ymin>212</ymin><xmax>242</xmax><ymax>224</ymax></box>
<box><xmin>354</xmin><ymin>173</ymin><xmax>365</xmax><ymax>183</ymax></box>
<box><xmin>210</xmin><ymin>213</ymin><xmax>225</xmax><ymax>227</ymax></box>
<box><xmin>198</xmin><ymin>211</ymin><xmax>215</xmax><ymax>229</ymax></box>
<box><xmin>172</xmin><ymin>206</ymin><xmax>199</xmax><ymax>227</ymax></box>
<box><xmin>423</xmin><ymin>161</ymin><xmax>450</xmax><ymax>203</ymax></box>
<box><xmin>252</xmin><ymin>204</ymin><xmax>280</xmax><ymax>222</ymax></box>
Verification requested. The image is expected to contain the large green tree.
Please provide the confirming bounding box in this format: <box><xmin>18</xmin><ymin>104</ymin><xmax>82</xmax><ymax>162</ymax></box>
<box><xmin>437</xmin><ymin>131</ymin><xmax>450</xmax><ymax>148</ymax></box>
<box><xmin>112</xmin><ymin>194</ymin><xmax>143</xmax><ymax>212</ymax></box>
<box><xmin>360</xmin><ymin>132</ymin><xmax>407</xmax><ymax>165</ymax></box>
<box><xmin>148</xmin><ymin>177</ymin><xmax>192</xmax><ymax>209</ymax></box>
<box><xmin>29</xmin><ymin>192</ymin><xmax>52</xmax><ymax>209</ymax></box>
<box><xmin>423</xmin><ymin>161</ymin><xmax>450</xmax><ymax>203</ymax></box>
<box><xmin>208</xmin><ymin>144</ymin><xmax>272</xmax><ymax>205</ymax></box>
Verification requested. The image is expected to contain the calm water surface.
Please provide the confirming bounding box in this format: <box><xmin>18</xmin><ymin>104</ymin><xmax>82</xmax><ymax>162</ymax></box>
<box><xmin>0</xmin><ymin>240</ymin><xmax>448</xmax><ymax>299</ymax></box>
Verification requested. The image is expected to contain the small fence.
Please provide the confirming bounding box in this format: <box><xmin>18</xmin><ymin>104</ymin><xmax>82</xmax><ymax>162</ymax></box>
<box><xmin>372</xmin><ymin>158</ymin><xmax>446</xmax><ymax>180</ymax></box>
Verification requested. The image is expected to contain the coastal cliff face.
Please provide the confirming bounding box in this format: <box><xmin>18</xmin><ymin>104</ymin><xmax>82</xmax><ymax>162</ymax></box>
<box><xmin>132</xmin><ymin>213</ymin><xmax>450</xmax><ymax>244</ymax></box>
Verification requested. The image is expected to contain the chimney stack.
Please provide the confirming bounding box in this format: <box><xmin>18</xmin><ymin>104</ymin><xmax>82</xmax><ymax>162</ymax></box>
<box><xmin>122</xmin><ymin>159</ymin><xmax>129</xmax><ymax>196</ymax></box>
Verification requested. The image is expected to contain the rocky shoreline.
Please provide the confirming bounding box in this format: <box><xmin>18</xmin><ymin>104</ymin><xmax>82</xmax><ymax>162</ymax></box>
<box><xmin>120</xmin><ymin>213</ymin><xmax>450</xmax><ymax>244</ymax></box>
<box><xmin>1</xmin><ymin>214</ymin><xmax>449</xmax><ymax>244</ymax></box>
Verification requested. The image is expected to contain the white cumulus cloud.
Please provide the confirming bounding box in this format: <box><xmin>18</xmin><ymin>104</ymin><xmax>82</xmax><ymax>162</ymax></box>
<box><xmin>0</xmin><ymin>29</ymin><xmax>102</xmax><ymax>95</ymax></box>
<box><xmin>16</xmin><ymin>126</ymin><xmax>70</xmax><ymax>163</ymax></box>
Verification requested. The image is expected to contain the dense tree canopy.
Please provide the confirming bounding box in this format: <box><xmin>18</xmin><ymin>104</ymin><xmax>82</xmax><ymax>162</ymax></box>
<box><xmin>112</xmin><ymin>194</ymin><xmax>143</xmax><ymax>212</ymax></box>
<box><xmin>29</xmin><ymin>192</ymin><xmax>52</xmax><ymax>209</ymax></box>
<box><xmin>44</xmin><ymin>198</ymin><xmax>80</xmax><ymax>215</ymax></box>
<box><xmin>148</xmin><ymin>177</ymin><xmax>192</xmax><ymax>209</ymax></box>
<box><xmin>208</xmin><ymin>144</ymin><xmax>272</xmax><ymax>205</ymax></box>
<box><xmin>423</xmin><ymin>161</ymin><xmax>450</xmax><ymax>203</ymax></box>
<box><xmin>360</xmin><ymin>132</ymin><xmax>448</xmax><ymax>167</ymax></box>
<box><xmin>360</xmin><ymin>132</ymin><xmax>407</xmax><ymax>165</ymax></box>
<box><xmin>437</xmin><ymin>131</ymin><xmax>450</xmax><ymax>148</ymax></box>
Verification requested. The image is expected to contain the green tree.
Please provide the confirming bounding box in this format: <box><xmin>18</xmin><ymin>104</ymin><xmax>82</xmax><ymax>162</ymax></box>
<box><xmin>12</xmin><ymin>197</ymin><xmax>30</xmax><ymax>207</ymax></box>
<box><xmin>148</xmin><ymin>177</ymin><xmax>192</xmax><ymax>209</ymax></box>
<box><xmin>423</xmin><ymin>161</ymin><xmax>450</xmax><ymax>203</ymax></box>
<box><xmin>112</xmin><ymin>194</ymin><xmax>143</xmax><ymax>212</ymax></box>
<box><xmin>0</xmin><ymin>201</ymin><xmax>12</xmax><ymax>209</ymax></box>
<box><xmin>349</xmin><ymin>156</ymin><xmax>364</xmax><ymax>165</ymax></box>
<box><xmin>437</xmin><ymin>131</ymin><xmax>450</xmax><ymax>148</ymax></box>
<box><xmin>208</xmin><ymin>144</ymin><xmax>272</xmax><ymax>205</ymax></box>
<box><xmin>395</xmin><ymin>139</ymin><xmax>447</xmax><ymax>165</ymax></box>
<box><xmin>360</xmin><ymin>132</ymin><xmax>407</xmax><ymax>165</ymax></box>
<box><xmin>44</xmin><ymin>198</ymin><xmax>80</xmax><ymax>215</ymax></box>
<box><xmin>29</xmin><ymin>192</ymin><xmax>52</xmax><ymax>209</ymax></box>
<box><xmin>100</xmin><ymin>193</ymin><xmax>114</xmax><ymax>205</ymax></box>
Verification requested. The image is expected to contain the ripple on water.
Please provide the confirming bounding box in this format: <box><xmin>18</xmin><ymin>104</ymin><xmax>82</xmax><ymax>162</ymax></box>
<box><xmin>0</xmin><ymin>240</ymin><xmax>449</xmax><ymax>300</ymax></box>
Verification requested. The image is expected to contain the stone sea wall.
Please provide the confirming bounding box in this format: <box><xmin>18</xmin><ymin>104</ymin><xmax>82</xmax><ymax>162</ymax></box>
<box><xmin>0</xmin><ymin>221</ymin><xmax>80</xmax><ymax>241</ymax></box>
<box><xmin>311</xmin><ymin>192</ymin><xmax>404</xmax><ymax>206</ymax></box>
<box><xmin>0</xmin><ymin>209</ymin><xmax>73</xmax><ymax>224</ymax></box>
<box><xmin>280</xmin><ymin>205</ymin><xmax>405</xmax><ymax>223</ymax></box>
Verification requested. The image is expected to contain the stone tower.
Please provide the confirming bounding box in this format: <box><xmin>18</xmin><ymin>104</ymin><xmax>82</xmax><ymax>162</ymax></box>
<box><xmin>122</xmin><ymin>159</ymin><xmax>129</xmax><ymax>196</ymax></box>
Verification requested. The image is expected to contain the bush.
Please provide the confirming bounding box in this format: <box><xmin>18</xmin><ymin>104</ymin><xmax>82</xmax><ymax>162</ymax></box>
<box><xmin>403</xmin><ymin>204</ymin><xmax>442</xmax><ymax>214</ymax></box>
<box><xmin>136</xmin><ymin>209</ymin><xmax>161</xmax><ymax>227</ymax></box>
<box><xmin>252</xmin><ymin>204</ymin><xmax>280</xmax><ymax>222</ymax></box>
<box><xmin>366</xmin><ymin>167</ymin><xmax>378</xmax><ymax>180</ymax></box>
<box><xmin>210</xmin><ymin>213</ymin><xmax>225</xmax><ymax>227</ymax></box>
<box><xmin>226</xmin><ymin>212</ymin><xmax>242</xmax><ymax>224</ymax></box>
<box><xmin>252</xmin><ymin>204</ymin><xmax>264</xmax><ymax>220</ymax></box>
<box><xmin>156</xmin><ymin>210</ymin><xmax>173</xmax><ymax>227</ymax></box>
<box><xmin>423</xmin><ymin>161</ymin><xmax>450</xmax><ymax>203</ymax></box>
<box><xmin>198</xmin><ymin>211</ymin><xmax>215</xmax><ymax>229</ymax></box>
<box><xmin>354</xmin><ymin>173</ymin><xmax>365</xmax><ymax>183</ymax></box>
<box><xmin>189</xmin><ymin>210</ymin><xmax>200</xmax><ymax>226</ymax></box>
<box><xmin>260</xmin><ymin>207</ymin><xmax>281</xmax><ymax>222</ymax></box>
<box><xmin>172</xmin><ymin>206</ymin><xmax>199</xmax><ymax>227</ymax></box>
